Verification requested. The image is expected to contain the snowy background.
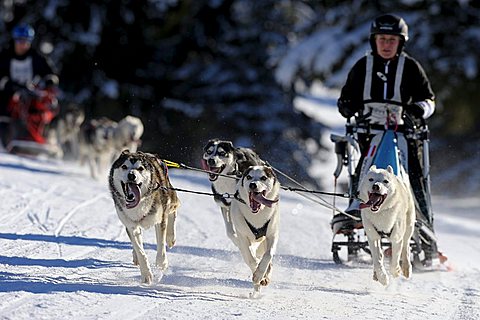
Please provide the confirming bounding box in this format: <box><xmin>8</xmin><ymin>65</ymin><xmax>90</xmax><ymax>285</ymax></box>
<box><xmin>1</xmin><ymin>96</ymin><xmax>479</xmax><ymax>319</ymax></box>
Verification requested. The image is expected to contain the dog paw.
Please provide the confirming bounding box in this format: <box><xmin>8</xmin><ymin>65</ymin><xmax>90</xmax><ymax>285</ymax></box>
<box><xmin>167</xmin><ymin>238</ymin><xmax>176</xmax><ymax>249</ymax></box>
<box><xmin>402</xmin><ymin>262</ymin><xmax>412</xmax><ymax>279</ymax></box>
<box><xmin>249</xmin><ymin>285</ymin><xmax>261</xmax><ymax>299</ymax></box>
<box><xmin>141</xmin><ymin>270</ymin><xmax>153</xmax><ymax>284</ymax></box>
<box><xmin>390</xmin><ymin>265</ymin><xmax>402</xmax><ymax>278</ymax></box>
<box><xmin>373</xmin><ymin>269</ymin><xmax>389</xmax><ymax>286</ymax></box>
<box><xmin>156</xmin><ymin>256</ymin><xmax>169</xmax><ymax>271</ymax></box>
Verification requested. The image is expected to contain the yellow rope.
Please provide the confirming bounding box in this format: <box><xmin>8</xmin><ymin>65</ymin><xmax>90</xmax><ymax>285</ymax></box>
<box><xmin>162</xmin><ymin>159</ymin><xmax>181</xmax><ymax>168</ymax></box>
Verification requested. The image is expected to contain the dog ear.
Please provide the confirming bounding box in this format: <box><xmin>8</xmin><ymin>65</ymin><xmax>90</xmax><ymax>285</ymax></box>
<box><xmin>264</xmin><ymin>165</ymin><xmax>276</xmax><ymax>179</ymax></box>
<box><xmin>370</xmin><ymin>165</ymin><xmax>377</xmax><ymax>171</ymax></box>
<box><xmin>387</xmin><ymin>165</ymin><xmax>394</xmax><ymax>174</ymax></box>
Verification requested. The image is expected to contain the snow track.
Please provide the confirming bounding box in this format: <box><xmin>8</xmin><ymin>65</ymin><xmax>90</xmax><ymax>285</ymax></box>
<box><xmin>0</xmin><ymin>153</ymin><xmax>479</xmax><ymax>319</ymax></box>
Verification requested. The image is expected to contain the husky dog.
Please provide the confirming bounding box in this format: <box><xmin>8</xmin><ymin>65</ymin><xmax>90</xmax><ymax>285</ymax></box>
<box><xmin>46</xmin><ymin>104</ymin><xmax>85</xmax><ymax>159</ymax></box>
<box><xmin>202</xmin><ymin>139</ymin><xmax>264</xmax><ymax>246</ymax></box>
<box><xmin>109</xmin><ymin>150</ymin><xmax>180</xmax><ymax>284</ymax></box>
<box><xmin>359</xmin><ymin>165</ymin><xmax>415</xmax><ymax>286</ymax></box>
<box><xmin>230</xmin><ymin>165</ymin><xmax>280</xmax><ymax>298</ymax></box>
<box><xmin>78</xmin><ymin>117</ymin><xmax>118</xmax><ymax>179</ymax></box>
<box><xmin>112</xmin><ymin>115</ymin><xmax>144</xmax><ymax>156</ymax></box>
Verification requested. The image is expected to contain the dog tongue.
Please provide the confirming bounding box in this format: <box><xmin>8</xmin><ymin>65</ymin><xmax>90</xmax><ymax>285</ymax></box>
<box><xmin>359</xmin><ymin>193</ymin><xmax>384</xmax><ymax>211</ymax></box>
<box><xmin>251</xmin><ymin>192</ymin><xmax>278</xmax><ymax>208</ymax></box>
<box><xmin>126</xmin><ymin>183</ymin><xmax>141</xmax><ymax>209</ymax></box>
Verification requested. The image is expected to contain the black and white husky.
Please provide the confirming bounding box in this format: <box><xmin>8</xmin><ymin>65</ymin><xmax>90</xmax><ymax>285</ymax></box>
<box><xmin>109</xmin><ymin>150</ymin><xmax>180</xmax><ymax>284</ymax></box>
<box><xmin>202</xmin><ymin>139</ymin><xmax>264</xmax><ymax>246</ymax></box>
<box><xmin>230</xmin><ymin>165</ymin><xmax>280</xmax><ymax>298</ymax></box>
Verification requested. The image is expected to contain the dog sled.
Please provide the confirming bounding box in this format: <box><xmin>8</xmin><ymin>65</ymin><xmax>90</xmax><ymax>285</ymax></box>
<box><xmin>6</xmin><ymin>84</ymin><xmax>61</xmax><ymax>157</ymax></box>
<box><xmin>330</xmin><ymin>111</ymin><xmax>447</xmax><ymax>269</ymax></box>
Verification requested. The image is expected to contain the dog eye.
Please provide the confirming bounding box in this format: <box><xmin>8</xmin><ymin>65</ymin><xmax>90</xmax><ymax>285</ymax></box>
<box><xmin>246</xmin><ymin>175</ymin><xmax>252</xmax><ymax>180</ymax></box>
<box><xmin>219</xmin><ymin>151</ymin><xmax>226</xmax><ymax>157</ymax></box>
<box><xmin>121</xmin><ymin>164</ymin><xmax>128</xmax><ymax>170</ymax></box>
<box><xmin>138</xmin><ymin>166</ymin><xmax>144</xmax><ymax>172</ymax></box>
<box><xmin>369</xmin><ymin>178</ymin><xmax>374</xmax><ymax>182</ymax></box>
<box><xmin>206</xmin><ymin>150</ymin><xmax>213</xmax><ymax>155</ymax></box>
<box><xmin>383</xmin><ymin>180</ymin><xmax>389</xmax><ymax>183</ymax></box>
<box><xmin>260</xmin><ymin>176</ymin><xmax>267</xmax><ymax>181</ymax></box>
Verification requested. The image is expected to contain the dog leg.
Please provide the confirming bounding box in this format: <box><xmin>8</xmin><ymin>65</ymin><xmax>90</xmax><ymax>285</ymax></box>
<box><xmin>221</xmin><ymin>207</ymin><xmax>238</xmax><ymax>246</ymax></box>
<box><xmin>253</xmin><ymin>236</ymin><xmax>277</xmax><ymax>287</ymax></box>
<box><xmin>237</xmin><ymin>236</ymin><xmax>258</xmax><ymax>273</ymax></box>
<box><xmin>363</xmin><ymin>219</ymin><xmax>389</xmax><ymax>286</ymax></box>
<box><xmin>129</xmin><ymin>226</ymin><xmax>153</xmax><ymax>284</ymax></box>
<box><xmin>125</xmin><ymin>227</ymin><xmax>139</xmax><ymax>265</ymax></box>
<box><xmin>401</xmin><ymin>216</ymin><xmax>415</xmax><ymax>278</ymax></box>
<box><xmin>166</xmin><ymin>210</ymin><xmax>177</xmax><ymax>248</ymax></box>
<box><xmin>155</xmin><ymin>221</ymin><xmax>168</xmax><ymax>271</ymax></box>
<box><xmin>389</xmin><ymin>234</ymin><xmax>403</xmax><ymax>278</ymax></box>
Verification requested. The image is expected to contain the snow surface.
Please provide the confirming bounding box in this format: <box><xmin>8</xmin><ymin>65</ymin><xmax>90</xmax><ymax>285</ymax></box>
<box><xmin>1</xmin><ymin>94</ymin><xmax>479</xmax><ymax>319</ymax></box>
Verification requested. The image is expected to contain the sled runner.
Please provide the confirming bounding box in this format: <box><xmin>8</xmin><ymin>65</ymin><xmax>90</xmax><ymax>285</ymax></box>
<box><xmin>330</xmin><ymin>113</ymin><xmax>447</xmax><ymax>268</ymax></box>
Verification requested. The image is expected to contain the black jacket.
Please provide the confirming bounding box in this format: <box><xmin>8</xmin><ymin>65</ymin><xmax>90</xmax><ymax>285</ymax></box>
<box><xmin>338</xmin><ymin>52</ymin><xmax>435</xmax><ymax>118</ymax></box>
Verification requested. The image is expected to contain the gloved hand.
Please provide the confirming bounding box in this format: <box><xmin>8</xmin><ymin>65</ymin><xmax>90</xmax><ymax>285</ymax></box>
<box><xmin>406</xmin><ymin>103</ymin><xmax>425</xmax><ymax>118</ymax></box>
<box><xmin>338</xmin><ymin>99</ymin><xmax>357</xmax><ymax>118</ymax></box>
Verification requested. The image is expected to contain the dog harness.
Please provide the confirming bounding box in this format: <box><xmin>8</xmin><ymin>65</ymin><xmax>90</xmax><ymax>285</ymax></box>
<box><xmin>212</xmin><ymin>185</ymin><xmax>231</xmax><ymax>206</ymax></box>
<box><xmin>362</xmin><ymin>51</ymin><xmax>406</xmax><ymax>125</ymax></box>
<box><xmin>245</xmin><ymin>218</ymin><xmax>270</xmax><ymax>240</ymax></box>
<box><xmin>234</xmin><ymin>191</ymin><xmax>271</xmax><ymax>239</ymax></box>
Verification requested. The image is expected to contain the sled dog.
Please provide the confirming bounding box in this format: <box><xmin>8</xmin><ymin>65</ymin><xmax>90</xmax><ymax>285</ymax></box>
<box><xmin>46</xmin><ymin>104</ymin><xmax>85</xmax><ymax>159</ymax></box>
<box><xmin>230</xmin><ymin>165</ymin><xmax>280</xmax><ymax>298</ymax></box>
<box><xmin>112</xmin><ymin>115</ymin><xmax>144</xmax><ymax>156</ymax></box>
<box><xmin>202</xmin><ymin>139</ymin><xmax>264</xmax><ymax>246</ymax></box>
<box><xmin>109</xmin><ymin>150</ymin><xmax>180</xmax><ymax>284</ymax></box>
<box><xmin>79</xmin><ymin>117</ymin><xmax>118</xmax><ymax>179</ymax></box>
<box><xmin>359</xmin><ymin>165</ymin><xmax>415</xmax><ymax>286</ymax></box>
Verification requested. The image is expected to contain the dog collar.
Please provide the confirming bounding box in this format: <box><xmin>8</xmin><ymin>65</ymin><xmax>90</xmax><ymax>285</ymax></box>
<box><xmin>234</xmin><ymin>191</ymin><xmax>247</xmax><ymax>205</ymax></box>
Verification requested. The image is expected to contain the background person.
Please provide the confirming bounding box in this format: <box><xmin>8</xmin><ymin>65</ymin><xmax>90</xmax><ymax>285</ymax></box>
<box><xmin>0</xmin><ymin>23</ymin><xmax>59</xmax><ymax>148</ymax></box>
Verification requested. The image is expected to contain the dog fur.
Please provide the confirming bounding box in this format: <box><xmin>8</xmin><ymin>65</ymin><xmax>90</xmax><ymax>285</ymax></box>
<box><xmin>79</xmin><ymin>117</ymin><xmax>118</xmax><ymax>179</ymax></box>
<box><xmin>109</xmin><ymin>150</ymin><xmax>180</xmax><ymax>284</ymax></box>
<box><xmin>112</xmin><ymin>115</ymin><xmax>144</xmax><ymax>156</ymax></box>
<box><xmin>359</xmin><ymin>165</ymin><xmax>415</xmax><ymax>286</ymax></box>
<box><xmin>46</xmin><ymin>103</ymin><xmax>85</xmax><ymax>159</ymax></box>
<box><xmin>230</xmin><ymin>165</ymin><xmax>280</xmax><ymax>298</ymax></box>
<box><xmin>202</xmin><ymin>139</ymin><xmax>264</xmax><ymax>246</ymax></box>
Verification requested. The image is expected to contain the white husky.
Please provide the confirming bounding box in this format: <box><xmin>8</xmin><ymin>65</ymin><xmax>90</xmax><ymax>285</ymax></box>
<box><xmin>109</xmin><ymin>150</ymin><xmax>180</xmax><ymax>284</ymax></box>
<box><xmin>230</xmin><ymin>165</ymin><xmax>280</xmax><ymax>298</ymax></box>
<box><xmin>359</xmin><ymin>165</ymin><xmax>415</xmax><ymax>286</ymax></box>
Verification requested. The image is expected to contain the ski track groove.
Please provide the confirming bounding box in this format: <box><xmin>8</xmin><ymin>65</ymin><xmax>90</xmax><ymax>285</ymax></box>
<box><xmin>54</xmin><ymin>193</ymin><xmax>111</xmax><ymax>238</ymax></box>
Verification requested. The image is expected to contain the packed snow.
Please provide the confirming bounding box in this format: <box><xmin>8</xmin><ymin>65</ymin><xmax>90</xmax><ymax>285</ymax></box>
<box><xmin>1</xmin><ymin>94</ymin><xmax>479</xmax><ymax>319</ymax></box>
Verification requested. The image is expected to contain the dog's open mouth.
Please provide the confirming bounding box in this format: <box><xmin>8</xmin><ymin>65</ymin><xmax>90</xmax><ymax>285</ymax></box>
<box><xmin>360</xmin><ymin>192</ymin><xmax>387</xmax><ymax>212</ymax></box>
<box><xmin>121</xmin><ymin>181</ymin><xmax>142</xmax><ymax>209</ymax></box>
<box><xmin>207</xmin><ymin>165</ymin><xmax>225</xmax><ymax>181</ymax></box>
<box><xmin>248</xmin><ymin>191</ymin><xmax>278</xmax><ymax>214</ymax></box>
<box><xmin>201</xmin><ymin>159</ymin><xmax>225</xmax><ymax>181</ymax></box>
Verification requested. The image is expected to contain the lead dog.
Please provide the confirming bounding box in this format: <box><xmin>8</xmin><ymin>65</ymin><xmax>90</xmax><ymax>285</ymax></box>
<box><xmin>202</xmin><ymin>139</ymin><xmax>264</xmax><ymax>246</ymax></box>
<box><xmin>230</xmin><ymin>165</ymin><xmax>280</xmax><ymax>298</ymax></box>
<box><xmin>109</xmin><ymin>150</ymin><xmax>180</xmax><ymax>284</ymax></box>
<box><xmin>359</xmin><ymin>165</ymin><xmax>415</xmax><ymax>286</ymax></box>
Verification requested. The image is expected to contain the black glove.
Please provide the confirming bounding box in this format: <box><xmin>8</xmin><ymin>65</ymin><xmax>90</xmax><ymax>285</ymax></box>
<box><xmin>406</xmin><ymin>103</ymin><xmax>424</xmax><ymax>118</ymax></box>
<box><xmin>338</xmin><ymin>99</ymin><xmax>357</xmax><ymax>118</ymax></box>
